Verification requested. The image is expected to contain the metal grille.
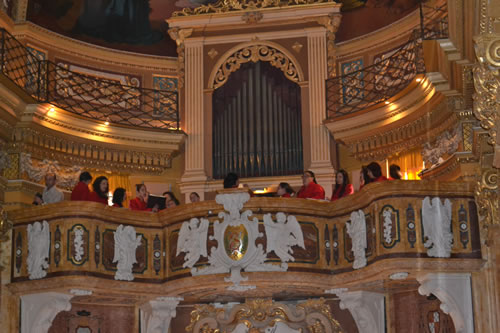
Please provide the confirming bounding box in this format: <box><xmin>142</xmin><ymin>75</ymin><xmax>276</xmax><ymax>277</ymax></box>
<box><xmin>326</xmin><ymin>4</ymin><xmax>449</xmax><ymax>119</ymax></box>
<box><xmin>0</xmin><ymin>28</ymin><xmax>179</xmax><ymax>130</ymax></box>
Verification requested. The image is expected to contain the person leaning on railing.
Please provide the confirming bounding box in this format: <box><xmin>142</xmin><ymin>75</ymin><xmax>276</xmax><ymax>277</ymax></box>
<box><xmin>130</xmin><ymin>184</ymin><xmax>158</xmax><ymax>212</ymax></box>
<box><xmin>277</xmin><ymin>182</ymin><xmax>295</xmax><ymax>198</ymax></box>
<box><xmin>331</xmin><ymin>169</ymin><xmax>354</xmax><ymax>201</ymax></box>
<box><xmin>296</xmin><ymin>170</ymin><xmax>325</xmax><ymax>200</ymax></box>
<box><xmin>366</xmin><ymin>162</ymin><xmax>388</xmax><ymax>183</ymax></box>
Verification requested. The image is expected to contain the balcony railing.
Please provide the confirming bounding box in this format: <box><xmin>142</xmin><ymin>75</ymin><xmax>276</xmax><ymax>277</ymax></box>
<box><xmin>326</xmin><ymin>3</ymin><xmax>449</xmax><ymax>119</ymax></box>
<box><xmin>0</xmin><ymin>28</ymin><xmax>180</xmax><ymax>130</ymax></box>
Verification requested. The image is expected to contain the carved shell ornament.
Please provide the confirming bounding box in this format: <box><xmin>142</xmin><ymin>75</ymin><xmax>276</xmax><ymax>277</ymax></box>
<box><xmin>213</xmin><ymin>44</ymin><xmax>299</xmax><ymax>89</ymax></box>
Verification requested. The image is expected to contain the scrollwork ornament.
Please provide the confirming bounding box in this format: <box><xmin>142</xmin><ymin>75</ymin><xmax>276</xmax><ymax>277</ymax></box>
<box><xmin>213</xmin><ymin>44</ymin><xmax>299</xmax><ymax>89</ymax></box>
<box><xmin>486</xmin><ymin>40</ymin><xmax>500</xmax><ymax>67</ymax></box>
<box><xmin>173</xmin><ymin>0</ymin><xmax>337</xmax><ymax>17</ymax></box>
<box><xmin>168</xmin><ymin>28</ymin><xmax>193</xmax><ymax>89</ymax></box>
<box><xmin>474</xmin><ymin>168</ymin><xmax>499</xmax><ymax>228</ymax></box>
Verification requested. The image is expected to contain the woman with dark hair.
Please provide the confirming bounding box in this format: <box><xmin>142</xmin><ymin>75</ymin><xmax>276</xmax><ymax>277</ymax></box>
<box><xmin>331</xmin><ymin>169</ymin><xmax>354</xmax><ymax>201</ymax></box>
<box><xmin>129</xmin><ymin>184</ymin><xmax>156</xmax><ymax>212</ymax></box>
<box><xmin>366</xmin><ymin>162</ymin><xmax>388</xmax><ymax>183</ymax></box>
<box><xmin>359</xmin><ymin>166</ymin><xmax>371</xmax><ymax>190</ymax></box>
<box><xmin>112</xmin><ymin>187</ymin><xmax>127</xmax><ymax>208</ymax></box>
<box><xmin>389</xmin><ymin>164</ymin><xmax>403</xmax><ymax>180</ymax></box>
<box><xmin>88</xmin><ymin>176</ymin><xmax>109</xmax><ymax>205</ymax></box>
<box><xmin>297</xmin><ymin>170</ymin><xmax>325</xmax><ymax>199</ymax></box>
<box><xmin>277</xmin><ymin>182</ymin><xmax>295</xmax><ymax>198</ymax></box>
<box><xmin>32</xmin><ymin>192</ymin><xmax>43</xmax><ymax>205</ymax></box>
<box><xmin>223</xmin><ymin>172</ymin><xmax>239</xmax><ymax>189</ymax></box>
<box><xmin>190</xmin><ymin>192</ymin><xmax>200</xmax><ymax>203</ymax></box>
<box><xmin>163</xmin><ymin>191</ymin><xmax>180</xmax><ymax>208</ymax></box>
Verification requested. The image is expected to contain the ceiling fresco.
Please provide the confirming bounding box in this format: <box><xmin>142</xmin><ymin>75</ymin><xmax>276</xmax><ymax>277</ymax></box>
<box><xmin>25</xmin><ymin>0</ymin><xmax>418</xmax><ymax>57</ymax></box>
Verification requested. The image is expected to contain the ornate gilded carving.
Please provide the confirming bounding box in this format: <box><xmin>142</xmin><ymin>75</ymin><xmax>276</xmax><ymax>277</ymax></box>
<box><xmin>173</xmin><ymin>0</ymin><xmax>337</xmax><ymax>17</ymax></box>
<box><xmin>20</xmin><ymin>153</ymin><xmax>82</xmax><ymax>190</ymax></box>
<box><xmin>186</xmin><ymin>298</ymin><xmax>343</xmax><ymax>333</ymax></box>
<box><xmin>0</xmin><ymin>205</ymin><xmax>13</xmax><ymax>271</ymax></box>
<box><xmin>168</xmin><ymin>28</ymin><xmax>194</xmax><ymax>89</ymax></box>
<box><xmin>213</xmin><ymin>44</ymin><xmax>299</xmax><ymax>89</ymax></box>
<box><xmin>474</xmin><ymin>168</ymin><xmax>499</xmax><ymax>227</ymax></box>
<box><xmin>317</xmin><ymin>13</ymin><xmax>342</xmax><ymax>78</ymax></box>
<box><xmin>242</xmin><ymin>11</ymin><xmax>263</xmax><ymax>24</ymax></box>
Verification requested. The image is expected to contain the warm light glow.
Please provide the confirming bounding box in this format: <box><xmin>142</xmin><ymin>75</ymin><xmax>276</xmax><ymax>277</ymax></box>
<box><xmin>253</xmin><ymin>188</ymin><xmax>268</xmax><ymax>194</ymax></box>
<box><xmin>416</xmin><ymin>78</ymin><xmax>422</xmax><ymax>82</ymax></box>
<box><xmin>385</xmin><ymin>101</ymin><xmax>390</xmax><ymax>105</ymax></box>
<box><xmin>104</xmin><ymin>121</ymin><xmax>110</xmax><ymax>126</ymax></box>
<box><xmin>48</xmin><ymin>107</ymin><xmax>56</xmax><ymax>115</ymax></box>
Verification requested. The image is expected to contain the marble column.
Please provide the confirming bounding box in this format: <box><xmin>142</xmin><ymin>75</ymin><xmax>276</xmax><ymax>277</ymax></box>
<box><xmin>180</xmin><ymin>38</ymin><xmax>207</xmax><ymax>202</ymax></box>
<box><xmin>306</xmin><ymin>28</ymin><xmax>335</xmax><ymax>197</ymax></box>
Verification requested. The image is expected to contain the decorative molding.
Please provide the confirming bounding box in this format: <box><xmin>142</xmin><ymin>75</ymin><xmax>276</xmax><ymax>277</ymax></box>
<box><xmin>20</xmin><ymin>292</ymin><xmax>73</xmax><ymax>333</ymax></box>
<box><xmin>113</xmin><ymin>225</ymin><xmax>142</xmax><ymax>281</ymax></box>
<box><xmin>242</xmin><ymin>11</ymin><xmax>263</xmax><ymax>24</ymax></box>
<box><xmin>422</xmin><ymin>197</ymin><xmax>453</xmax><ymax>258</ymax></box>
<box><xmin>140</xmin><ymin>297</ymin><xmax>183</xmax><ymax>333</ymax></box>
<box><xmin>20</xmin><ymin>153</ymin><xmax>82</xmax><ymax>190</ymax></box>
<box><xmin>389</xmin><ymin>272</ymin><xmax>409</xmax><ymax>280</ymax></box>
<box><xmin>292</xmin><ymin>41</ymin><xmax>303</xmax><ymax>53</ymax></box>
<box><xmin>474</xmin><ymin>168</ymin><xmax>499</xmax><ymax>227</ymax></box>
<box><xmin>187</xmin><ymin>192</ymin><xmax>288</xmax><ymax>290</ymax></box>
<box><xmin>173</xmin><ymin>0</ymin><xmax>338</xmax><ymax>16</ymax></box>
<box><xmin>207</xmin><ymin>48</ymin><xmax>218</xmax><ymax>59</ymax></box>
<box><xmin>186</xmin><ymin>298</ymin><xmax>344</xmax><ymax>333</ymax></box>
<box><xmin>346</xmin><ymin>210</ymin><xmax>367</xmax><ymax>269</ymax></box>
<box><xmin>168</xmin><ymin>28</ymin><xmax>194</xmax><ymax>89</ymax></box>
<box><xmin>27</xmin><ymin>221</ymin><xmax>50</xmax><ymax>280</ymax></box>
<box><xmin>336</xmin><ymin>290</ymin><xmax>385</xmax><ymax>333</ymax></box>
<box><xmin>69</xmin><ymin>289</ymin><xmax>92</xmax><ymax>296</ymax></box>
<box><xmin>417</xmin><ymin>273</ymin><xmax>474</xmax><ymax>333</ymax></box>
<box><xmin>212</xmin><ymin>44</ymin><xmax>300</xmax><ymax>89</ymax></box>
<box><xmin>317</xmin><ymin>13</ymin><xmax>342</xmax><ymax>78</ymax></box>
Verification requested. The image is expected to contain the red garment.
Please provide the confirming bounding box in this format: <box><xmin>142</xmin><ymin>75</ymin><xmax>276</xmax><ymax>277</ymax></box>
<box><xmin>281</xmin><ymin>193</ymin><xmax>291</xmax><ymax>198</ymax></box>
<box><xmin>71</xmin><ymin>181</ymin><xmax>90</xmax><ymax>201</ymax></box>
<box><xmin>129</xmin><ymin>197</ymin><xmax>152</xmax><ymax>211</ymax></box>
<box><xmin>331</xmin><ymin>184</ymin><xmax>354</xmax><ymax>201</ymax></box>
<box><xmin>112</xmin><ymin>203</ymin><xmax>122</xmax><ymax>208</ymax></box>
<box><xmin>88</xmin><ymin>191</ymin><xmax>108</xmax><ymax>205</ymax></box>
<box><xmin>373</xmin><ymin>176</ymin><xmax>388</xmax><ymax>182</ymax></box>
<box><xmin>297</xmin><ymin>182</ymin><xmax>325</xmax><ymax>200</ymax></box>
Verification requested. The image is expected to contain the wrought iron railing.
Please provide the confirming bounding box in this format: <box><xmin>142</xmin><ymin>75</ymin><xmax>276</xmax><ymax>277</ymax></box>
<box><xmin>326</xmin><ymin>3</ymin><xmax>449</xmax><ymax>119</ymax></box>
<box><xmin>0</xmin><ymin>28</ymin><xmax>179</xmax><ymax>130</ymax></box>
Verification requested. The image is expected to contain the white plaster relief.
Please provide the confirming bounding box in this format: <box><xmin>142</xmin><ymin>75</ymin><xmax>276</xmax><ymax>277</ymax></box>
<box><xmin>176</xmin><ymin>217</ymin><xmax>209</xmax><ymax>268</ymax></box>
<box><xmin>263</xmin><ymin>212</ymin><xmax>305</xmax><ymax>262</ymax></box>
<box><xmin>417</xmin><ymin>273</ymin><xmax>474</xmax><ymax>333</ymax></box>
<box><xmin>20</xmin><ymin>153</ymin><xmax>82</xmax><ymax>189</ymax></box>
<box><xmin>389</xmin><ymin>272</ymin><xmax>409</xmax><ymax>280</ymax></box>
<box><xmin>140</xmin><ymin>297</ymin><xmax>183</xmax><ymax>333</ymax></box>
<box><xmin>192</xmin><ymin>192</ymin><xmax>286</xmax><ymax>291</ymax></box>
<box><xmin>265</xmin><ymin>322</ymin><xmax>301</xmax><ymax>333</ymax></box>
<box><xmin>336</xmin><ymin>291</ymin><xmax>385</xmax><ymax>333</ymax></box>
<box><xmin>382</xmin><ymin>209</ymin><xmax>392</xmax><ymax>244</ymax></box>
<box><xmin>325</xmin><ymin>287</ymin><xmax>348</xmax><ymax>294</ymax></box>
<box><xmin>422</xmin><ymin>126</ymin><xmax>462</xmax><ymax>167</ymax></box>
<box><xmin>27</xmin><ymin>221</ymin><xmax>50</xmax><ymax>280</ymax></box>
<box><xmin>21</xmin><ymin>292</ymin><xmax>73</xmax><ymax>333</ymax></box>
<box><xmin>422</xmin><ymin>197</ymin><xmax>453</xmax><ymax>258</ymax></box>
<box><xmin>231</xmin><ymin>323</ymin><xmax>250</xmax><ymax>333</ymax></box>
<box><xmin>113</xmin><ymin>225</ymin><xmax>142</xmax><ymax>281</ymax></box>
<box><xmin>347</xmin><ymin>210</ymin><xmax>367</xmax><ymax>269</ymax></box>
<box><xmin>73</xmin><ymin>228</ymin><xmax>84</xmax><ymax>262</ymax></box>
<box><xmin>69</xmin><ymin>289</ymin><xmax>92</xmax><ymax>296</ymax></box>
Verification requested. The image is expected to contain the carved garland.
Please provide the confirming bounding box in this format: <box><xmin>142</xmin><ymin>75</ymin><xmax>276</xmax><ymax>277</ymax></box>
<box><xmin>213</xmin><ymin>44</ymin><xmax>300</xmax><ymax>89</ymax></box>
<box><xmin>173</xmin><ymin>0</ymin><xmax>337</xmax><ymax>17</ymax></box>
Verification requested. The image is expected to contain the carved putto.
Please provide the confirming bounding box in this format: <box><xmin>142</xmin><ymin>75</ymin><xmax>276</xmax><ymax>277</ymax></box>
<box><xmin>263</xmin><ymin>212</ymin><xmax>305</xmax><ymax>262</ymax></box>
<box><xmin>421</xmin><ymin>127</ymin><xmax>462</xmax><ymax>167</ymax></box>
<box><xmin>422</xmin><ymin>197</ymin><xmax>453</xmax><ymax>258</ymax></box>
<box><xmin>20</xmin><ymin>153</ymin><xmax>82</xmax><ymax>189</ymax></box>
<box><xmin>177</xmin><ymin>218</ymin><xmax>210</xmax><ymax>268</ymax></box>
<box><xmin>346</xmin><ymin>210</ymin><xmax>367</xmax><ymax>269</ymax></box>
<box><xmin>113</xmin><ymin>225</ymin><xmax>142</xmax><ymax>281</ymax></box>
<box><xmin>27</xmin><ymin>221</ymin><xmax>50</xmax><ymax>280</ymax></box>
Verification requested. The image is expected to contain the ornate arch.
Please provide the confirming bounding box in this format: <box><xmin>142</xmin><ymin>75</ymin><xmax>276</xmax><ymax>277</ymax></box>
<box><xmin>208</xmin><ymin>41</ymin><xmax>305</xmax><ymax>89</ymax></box>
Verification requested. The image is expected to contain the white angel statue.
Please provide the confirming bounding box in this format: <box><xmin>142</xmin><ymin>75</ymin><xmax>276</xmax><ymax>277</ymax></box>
<box><xmin>263</xmin><ymin>212</ymin><xmax>305</xmax><ymax>263</ymax></box>
<box><xmin>113</xmin><ymin>225</ymin><xmax>142</xmax><ymax>281</ymax></box>
<box><xmin>347</xmin><ymin>210</ymin><xmax>367</xmax><ymax>269</ymax></box>
<box><xmin>422</xmin><ymin>197</ymin><xmax>453</xmax><ymax>258</ymax></box>
<box><xmin>27</xmin><ymin>221</ymin><xmax>50</xmax><ymax>280</ymax></box>
<box><xmin>176</xmin><ymin>218</ymin><xmax>209</xmax><ymax>268</ymax></box>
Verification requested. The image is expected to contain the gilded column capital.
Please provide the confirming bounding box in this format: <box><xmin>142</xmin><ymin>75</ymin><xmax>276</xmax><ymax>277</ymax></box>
<box><xmin>167</xmin><ymin>28</ymin><xmax>194</xmax><ymax>89</ymax></box>
<box><xmin>316</xmin><ymin>13</ymin><xmax>342</xmax><ymax>78</ymax></box>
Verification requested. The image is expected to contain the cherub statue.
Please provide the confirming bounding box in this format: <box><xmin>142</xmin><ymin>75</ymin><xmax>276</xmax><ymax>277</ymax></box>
<box><xmin>113</xmin><ymin>225</ymin><xmax>142</xmax><ymax>281</ymax></box>
<box><xmin>263</xmin><ymin>212</ymin><xmax>305</xmax><ymax>263</ymax></box>
<box><xmin>176</xmin><ymin>218</ymin><xmax>209</xmax><ymax>268</ymax></box>
<box><xmin>422</xmin><ymin>197</ymin><xmax>453</xmax><ymax>258</ymax></box>
<box><xmin>27</xmin><ymin>221</ymin><xmax>50</xmax><ymax>280</ymax></box>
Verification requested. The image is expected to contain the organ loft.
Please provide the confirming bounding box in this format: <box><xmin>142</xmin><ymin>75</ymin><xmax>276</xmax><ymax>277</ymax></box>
<box><xmin>0</xmin><ymin>0</ymin><xmax>499</xmax><ymax>332</ymax></box>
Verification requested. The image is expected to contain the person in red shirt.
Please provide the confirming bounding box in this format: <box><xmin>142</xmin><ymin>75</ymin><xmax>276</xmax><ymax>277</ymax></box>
<box><xmin>70</xmin><ymin>172</ymin><xmax>92</xmax><ymax>201</ymax></box>
<box><xmin>129</xmin><ymin>184</ymin><xmax>157</xmax><ymax>212</ymax></box>
<box><xmin>331</xmin><ymin>169</ymin><xmax>354</xmax><ymax>201</ymax></box>
<box><xmin>112</xmin><ymin>188</ymin><xmax>126</xmax><ymax>208</ymax></box>
<box><xmin>297</xmin><ymin>170</ymin><xmax>325</xmax><ymax>200</ymax></box>
<box><xmin>88</xmin><ymin>176</ymin><xmax>109</xmax><ymax>205</ymax></box>
<box><xmin>366</xmin><ymin>162</ymin><xmax>388</xmax><ymax>183</ymax></box>
<box><xmin>277</xmin><ymin>182</ymin><xmax>295</xmax><ymax>198</ymax></box>
<box><xmin>389</xmin><ymin>164</ymin><xmax>403</xmax><ymax>180</ymax></box>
